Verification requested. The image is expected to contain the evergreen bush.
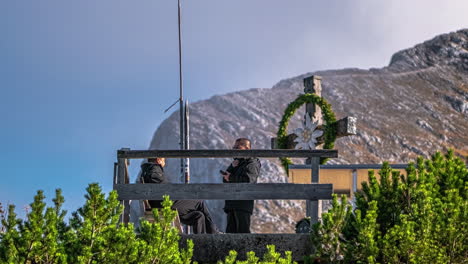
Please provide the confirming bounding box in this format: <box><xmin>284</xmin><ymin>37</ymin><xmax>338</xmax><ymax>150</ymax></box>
<box><xmin>308</xmin><ymin>150</ymin><xmax>467</xmax><ymax>263</ymax></box>
<box><xmin>0</xmin><ymin>183</ymin><xmax>193</xmax><ymax>264</ymax></box>
<box><xmin>217</xmin><ymin>245</ymin><xmax>296</xmax><ymax>264</ymax></box>
<box><xmin>3</xmin><ymin>150</ymin><xmax>465</xmax><ymax>263</ymax></box>
<box><xmin>0</xmin><ymin>184</ymin><xmax>295</xmax><ymax>264</ymax></box>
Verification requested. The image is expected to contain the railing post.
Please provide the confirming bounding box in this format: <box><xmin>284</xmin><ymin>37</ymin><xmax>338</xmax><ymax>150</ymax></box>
<box><xmin>352</xmin><ymin>169</ymin><xmax>357</xmax><ymax>198</ymax></box>
<box><xmin>117</xmin><ymin>148</ymin><xmax>130</xmax><ymax>224</ymax></box>
<box><xmin>113</xmin><ymin>162</ymin><xmax>118</xmax><ymax>185</ymax></box>
<box><xmin>306</xmin><ymin>157</ymin><xmax>321</xmax><ymax>223</ymax></box>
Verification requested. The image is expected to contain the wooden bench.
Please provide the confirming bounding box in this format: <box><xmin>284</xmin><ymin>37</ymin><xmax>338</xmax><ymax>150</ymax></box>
<box><xmin>142</xmin><ymin>207</ymin><xmax>184</xmax><ymax>233</ymax></box>
<box><xmin>139</xmin><ymin>176</ymin><xmax>184</xmax><ymax>232</ymax></box>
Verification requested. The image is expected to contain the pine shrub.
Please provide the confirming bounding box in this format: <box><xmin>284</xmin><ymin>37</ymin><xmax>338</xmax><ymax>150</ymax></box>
<box><xmin>309</xmin><ymin>150</ymin><xmax>467</xmax><ymax>263</ymax></box>
<box><xmin>217</xmin><ymin>244</ymin><xmax>296</xmax><ymax>264</ymax></box>
<box><xmin>0</xmin><ymin>183</ymin><xmax>193</xmax><ymax>264</ymax></box>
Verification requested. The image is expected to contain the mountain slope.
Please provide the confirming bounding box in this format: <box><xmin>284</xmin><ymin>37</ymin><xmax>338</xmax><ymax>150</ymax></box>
<box><xmin>147</xmin><ymin>29</ymin><xmax>468</xmax><ymax>233</ymax></box>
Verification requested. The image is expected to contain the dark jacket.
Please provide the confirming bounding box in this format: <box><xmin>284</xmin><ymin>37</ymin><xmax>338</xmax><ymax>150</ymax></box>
<box><xmin>141</xmin><ymin>162</ymin><xmax>168</xmax><ymax>184</ymax></box>
<box><xmin>223</xmin><ymin>157</ymin><xmax>261</xmax><ymax>214</ymax></box>
<box><xmin>140</xmin><ymin>162</ymin><xmax>167</xmax><ymax>208</ymax></box>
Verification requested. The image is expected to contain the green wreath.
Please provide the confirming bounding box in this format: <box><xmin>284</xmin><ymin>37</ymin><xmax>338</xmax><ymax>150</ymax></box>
<box><xmin>277</xmin><ymin>93</ymin><xmax>337</xmax><ymax>172</ymax></box>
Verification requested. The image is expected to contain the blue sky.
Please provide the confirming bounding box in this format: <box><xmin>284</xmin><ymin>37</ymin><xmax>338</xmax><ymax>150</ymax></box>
<box><xmin>1</xmin><ymin>0</ymin><xmax>467</xmax><ymax>217</ymax></box>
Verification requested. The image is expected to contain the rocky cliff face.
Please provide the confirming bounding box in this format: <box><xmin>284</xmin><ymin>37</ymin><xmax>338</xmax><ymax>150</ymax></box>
<box><xmin>147</xmin><ymin>29</ymin><xmax>468</xmax><ymax>233</ymax></box>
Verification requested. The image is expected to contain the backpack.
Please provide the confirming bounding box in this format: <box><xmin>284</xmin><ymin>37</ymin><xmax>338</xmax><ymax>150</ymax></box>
<box><xmin>295</xmin><ymin>217</ymin><xmax>312</xmax><ymax>233</ymax></box>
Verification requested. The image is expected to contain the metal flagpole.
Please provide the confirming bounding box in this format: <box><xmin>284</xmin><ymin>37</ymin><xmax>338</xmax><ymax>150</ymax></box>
<box><xmin>177</xmin><ymin>0</ymin><xmax>186</xmax><ymax>183</ymax></box>
<box><xmin>184</xmin><ymin>100</ymin><xmax>190</xmax><ymax>184</ymax></box>
<box><xmin>178</xmin><ymin>0</ymin><xmax>190</xmax><ymax>234</ymax></box>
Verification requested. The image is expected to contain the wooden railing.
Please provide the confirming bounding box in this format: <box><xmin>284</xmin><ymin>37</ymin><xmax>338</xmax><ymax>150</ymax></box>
<box><xmin>114</xmin><ymin>148</ymin><xmax>338</xmax><ymax>224</ymax></box>
<box><xmin>115</xmin><ymin>183</ymin><xmax>334</xmax><ymax>200</ymax></box>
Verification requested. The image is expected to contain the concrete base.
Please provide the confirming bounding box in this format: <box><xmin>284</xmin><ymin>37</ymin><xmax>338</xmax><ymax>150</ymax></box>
<box><xmin>179</xmin><ymin>234</ymin><xmax>313</xmax><ymax>263</ymax></box>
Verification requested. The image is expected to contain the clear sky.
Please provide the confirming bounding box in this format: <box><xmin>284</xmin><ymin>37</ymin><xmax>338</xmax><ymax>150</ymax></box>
<box><xmin>1</xmin><ymin>0</ymin><xmax>467</xmax><ymax>217</ymax></box>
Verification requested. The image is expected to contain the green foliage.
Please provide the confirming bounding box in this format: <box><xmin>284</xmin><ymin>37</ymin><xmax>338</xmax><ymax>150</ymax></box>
<box><xmin>309</xmin><ymin>150</ymin><xmax>467</xmax><ymax>263</ymax></box>
<box><xmin>0</xmin><ymin>190</ymin><xmax>68</xmax><ymax>263</ymax></box>
<box><xmin>217</xmin><ymin>245</ymin><xmax>297</xmax><ymax>264</ymax></box>
<box><xmin>309</xmin><ymin>195</ymin><xmax>352</xmax><ymax>263</ymax></box>
<box><xmin>1</xmin><ymin>150</ymin><xmax>465</xmax><ymax>263</ymax></box>
<box><xmin>67</xmin><ymin>183</ymin><xmax>137</xmax><ymax>263</ymax></box>
<box><xmin>0</xmin><ymin>183</ymin><xmax>193</xmax><ymax>264</ymax></box>
<box><xmin>0</xmin><ymin>203</ymin><xmax>21</xmax><ymax>263</ymax></box>
<box><xmin>136</xmin><ymin>197</ymin><xmax>193</xmax><ymax>264</ymax></box>
<box><xmin>346</xmin><ymin>201</ymin><xmax>379</xmax><ymax>264</ymax></box>
<box><xmin>276</xmin><ymin>93</ymin><xmax>337</xmax><ymax>172</ymax></box>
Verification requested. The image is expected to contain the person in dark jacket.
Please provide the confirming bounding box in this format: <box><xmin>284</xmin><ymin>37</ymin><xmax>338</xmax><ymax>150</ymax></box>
<box><xmin>221</xmin><ymin>138</ymin><xmax>261</xmax><ymax>233</ymax></box>
<box><xmin>141</xmin><ymin>157</ymin><xmax>220</xmax><ymax>234</ymax></box>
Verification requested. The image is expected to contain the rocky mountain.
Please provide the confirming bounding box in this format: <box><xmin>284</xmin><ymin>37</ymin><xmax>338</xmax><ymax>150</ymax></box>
<box><xmin>145</xmin><ymin>29</ymin><xmax>468</xmax><ymax>233</ymax></box>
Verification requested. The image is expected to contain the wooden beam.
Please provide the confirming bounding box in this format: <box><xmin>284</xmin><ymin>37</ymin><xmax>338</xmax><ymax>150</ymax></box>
<box><xmin>271</xmin><ymin>116</ymin><xmax>357</xmax><ymax>149</ymax></box>
<box><xmin>117</xmin><ymin>148</ymin><xmax>130</xmax><ymax>224</ymax></box>
<box><xmin>333</xmin><ymin>116</ymin><xmax>357</xmax><ymax>137</ymax></box>
<box><xmin>114</xmin><ymin>183</ymin><xmax>333</xmax><ymax>200</ymax></box>
<box><xmin>117</xmin><ymin>158</ymin><xmax>126</xmax><ymax>185</ymax></box>
<box><xmin>310</xmin><ymin>157</ymin><xmax>320</xmax><ymax>183</ymax></box>
<box><xmin>117</xmin><ymin>157</ymin><xmax>127</xmax><ymax>224</ymax></box>
<box><xmin>117</xmin><ymin>149</ymin><xmax>338</xmax><ymax>159</ymax></box>
<box><xmin>123</xmin><ymin>158</ymin><xmax>130</xmax><ymax>223</ymax></box>
<box><xmin>113</xmin><ymin>162</ymin><xmax>118</xmax><ymax>185</ymax></box>
<box><xmin>307</xmin><ymin>157</ymin><xmax>321</xmax><ymax>222</ymax></box>
<box><xmin>304</xmin><ymin>75</ymin><xmax>322</xmax><ymax>124</ymax></box>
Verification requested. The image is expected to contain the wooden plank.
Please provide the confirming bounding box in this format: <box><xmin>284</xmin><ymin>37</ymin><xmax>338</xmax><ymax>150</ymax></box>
<box><xmin>124</xmin><ymin>159</ymin><xmax>130</xmax><ymax>184</ymax></box>
<box><xmin>117</xmin><ymin>158</ymin><xmax>126</xmax><ymax>185</ymax></box>
<box><xmin>310</xmin><ymin>157</ymin><xmax>320</xmax><ymax>183</ymax></box>
<box><xmin>123</xmin><ymin>159</ymin><xmax>130</xmax><ymax>223</ymax></box>
<box><xmin>291</xmin><ymin>164</ymin><xmax>410</xmax><ymax>169</ymax></box>
<box><xmin>307</xmin><ymin>157</ymin><xmax>321</xmax><ymax>223</ymax></box>
<box><xmin>271</xmin><ymin>117</ymin><xmax>357</xmax><ymax>149</ymax></box>
<box><xmin>116</xmin><ymin>148</ymin><xmax>130</xmax><ymax>224</ymax></box>
<box><xmin>334</xmin><ymin>116</ymin><xmax>357</xmax><ymax>137</ymax></box>
<box><xmin>304</xmin><ymin>75</ymin><xmax>322</xmax><ymax>124</ymax></box>
<box><xmin>123</xmin><ymin>201</ymin><xmax>130</xmax><ymax>224</ymax></box>
<box><xmin>117</xmin><ymin>157</ymin><xmax>126</xmax><ymax>224</ymax></box>
<box><xmin>117</xmin><ymin>149</ymin><xmax>338</xmax><ymax>159</ymax></box>
<box><xmin>113</xmin><ymin>162</ymin><xmax>118</xmax><ymax>185</ymax></box>
<box><xmin>304</xmin><ymin>75</ymin><xmax>322</xmax><ymax>94</ymax></box>
<box><xmin>114</xmin><ymin>183</ymin><xmax>333</xmax><ymax>200</ymax></box>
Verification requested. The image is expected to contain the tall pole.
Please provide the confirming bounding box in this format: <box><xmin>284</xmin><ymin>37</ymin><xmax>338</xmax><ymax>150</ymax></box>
<box><xmin>184</xmin><ymin>100</ymin><xmax>190</xmax><ymax>183</ymax></box>
<box><xmin>304</xmin><ymin>76</ymin><xmax>322</xmax><ymax>223</ymax></box>
<box><xmin>178</xmin><ymin>0</ymin><xmax>186</xmax><ymax>182</ymax></box>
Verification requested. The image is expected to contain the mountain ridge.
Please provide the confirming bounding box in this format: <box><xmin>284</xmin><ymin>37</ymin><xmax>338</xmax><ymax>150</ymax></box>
<box><xmin>144</xmin><ymin>29</ymin><xmax>468</xmax><ymax>233</ymax></box>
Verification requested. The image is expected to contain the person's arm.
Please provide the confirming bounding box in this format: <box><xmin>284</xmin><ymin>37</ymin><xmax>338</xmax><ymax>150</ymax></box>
<box><xmin>222</xmin><ymin>164</ymin><xmax>234</xmax><ymax>183</ymax></box>
<box><xmin>226</xmin><ymin>164</ymin><xmax>235</xmax><ymax>173</ymax></box>
<box><xmin>222</xmin><ymin>172</ymin><xmax>230</xmax><ymax>183</ymax></box>
<box><xmin>242</xmin><ymin>161</ymin><xmax>260</xmax><ymax>183</ymax></box>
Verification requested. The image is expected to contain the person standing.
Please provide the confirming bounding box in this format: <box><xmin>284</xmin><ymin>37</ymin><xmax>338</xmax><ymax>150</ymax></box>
<box><xmin>141</xmin><ymin>157</ymin><xmax>220</xmax><ymax>234</ymax></box>
<box><xmin>221</xmin><ymin>138</ymin><xmax>261</xmax><ymax>233</ymax></box>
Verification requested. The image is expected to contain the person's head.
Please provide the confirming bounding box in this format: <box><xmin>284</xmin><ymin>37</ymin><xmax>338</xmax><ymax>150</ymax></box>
<box><xmin>148</xmin><ymin>157</ymin><xmax>166</xmax><ymax>167</ymax></box>
<box><xmin>233</xmin><ymin>138</ymin><xmax>251</xmax><ymax>150</ymax></box>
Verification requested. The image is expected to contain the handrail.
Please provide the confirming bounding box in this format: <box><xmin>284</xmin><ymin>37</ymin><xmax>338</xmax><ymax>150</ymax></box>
<box><xmin>294</xmin><ymin>164</ymin><xmax>410</xmax><ymax>169</ymax></box>
<box><xmin>117</xmin><ymin>149</ymin><xmax>338</xmax><ymax>159</ymax></box>
<box><xmin>114</xmin><ymin>183</ymin><xmax>339</xmax><ymax>200</ymax></box>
